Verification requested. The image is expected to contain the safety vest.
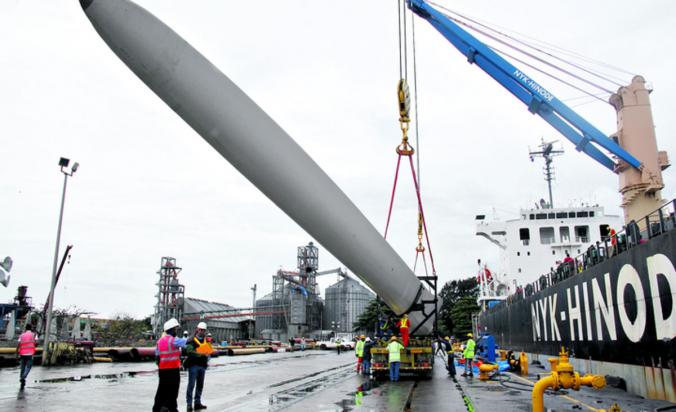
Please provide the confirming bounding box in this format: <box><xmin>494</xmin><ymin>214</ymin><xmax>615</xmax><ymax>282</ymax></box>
<box><xmin>463</xmin><ymin>339</ymin><xmax>475</xmax><ymax>359</ymax></box>
<box><xmin>387</xmin><ymin>341</ymin><xmax>404</xmax><ymax>363</ymax></box>
<box><xmin>194</xmin><ymin>337</ymin><xmax>214</xmax><ymax>355</ymax></box>
<box><xmin>18</xmin><ymin>331</ymin><xmax>36</xmax><ymax>356</ymax></box>
<box><xmin>157</xmin><ymin>335</ymin><xmax>181</xmax><ymax>369</ymax></box>
<box><xmin>355</xmin><ymin>340</ymin><xmax>364</xmax><ymax>357</ymax></box>
<box><xmin>400</xmin><ymin>318</ymin><xmax>409</xmax><ymax>329</ymax></box>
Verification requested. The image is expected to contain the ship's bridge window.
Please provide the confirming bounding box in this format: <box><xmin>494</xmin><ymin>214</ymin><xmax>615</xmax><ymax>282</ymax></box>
<box><xmin>548</xmin><ymin>213</ymin><xmax>555</xmax><ymax>219</ymax></box>
<box><xmin>519</xmin><ymin>228</ymin><xmax>530</xmax><ymax>246</ymax></box>
<box><xmin>529</xmin><ymin>214</ymin><xmax>535</xmax><ymax>220</ymax></box>
<box><xmin>589</xmin><ymin>211</ymin><xmax>595</xmax><ymax>217</ymax></box>
<box><xmin>559</xmin><ymin>226</ymin><xmax>570</xmax><ymax>243</ymax></box>
<box><xmin>575</xmin><ymin>225</ymin><xmax>589</xmax><ymax>243</ymax></box>
<box><xmin>599</xmin><ymin>224</ymin><xmax>610</xmax><ymax>241</ymax></box>
<box><xmin>577</xmin><ymin>211</ymin><xmax>589</xmax><ymax>218</ymax></box>
<box><xmin>536</xmin><ymin>213</ymin><xmax>547</xmax><ymax>220</ymax></box>
<box><xmin>540</xmin><ymin>227</ymin><xmax>555</xmax><ymax>244</ymax></box>
<box><xmin>556</xmin><ymin>212</ymin><xmax>567</xmax><ymax>219</ymax></box>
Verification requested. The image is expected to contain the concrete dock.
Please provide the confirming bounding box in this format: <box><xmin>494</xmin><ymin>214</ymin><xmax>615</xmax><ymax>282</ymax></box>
<box><xmin>0</xmin><ymin>351</ymin><xmax>672</xmax><ymax>411</ymax></box>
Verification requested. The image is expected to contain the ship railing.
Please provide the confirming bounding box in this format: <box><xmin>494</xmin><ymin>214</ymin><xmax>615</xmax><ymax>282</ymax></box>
<box><xmin>503</xmin><ymin>198</ymin><xmax>676</xmax><ymax>305</ymax></box>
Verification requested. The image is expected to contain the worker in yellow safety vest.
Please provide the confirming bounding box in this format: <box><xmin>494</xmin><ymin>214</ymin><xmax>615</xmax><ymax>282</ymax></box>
<box><xmin>355</xmin><ymin>335</ymin><xmax>365</xmax><ymax>373</ymax></box>
<box><xmin>184</xmin><ymin>322</ymin><xmax>213</xmax><ymax>411</ymax></box>
<box><xmin>461</xmin><ymin>333</ymin><xmax>475</xmax><ymax>378</ymax></box>
<box><xmin>387</xmin><ymin>336</ymin><xmax>405</xmax><ymax>382</ymax></box>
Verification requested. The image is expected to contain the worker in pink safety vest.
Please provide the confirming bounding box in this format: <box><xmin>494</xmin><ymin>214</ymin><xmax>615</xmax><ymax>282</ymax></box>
<box><xmin>16</xmin><ymin>324</ymin><xmax>37</xmax><ymax>389</ymax></box>
<box><xmin>153</xmin><ymin>318</ymin><xmax>188</xmax><ymax>412</ymax></box>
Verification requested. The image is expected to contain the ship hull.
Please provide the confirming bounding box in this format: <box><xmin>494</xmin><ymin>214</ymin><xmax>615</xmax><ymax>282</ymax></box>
<box><xmin>479</xmin><ymin>230</ymin><xmax>675</xmax><ymax>398</ymax></box>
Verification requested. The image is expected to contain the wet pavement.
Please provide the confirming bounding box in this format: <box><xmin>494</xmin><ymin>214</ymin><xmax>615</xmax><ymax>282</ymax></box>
<box><xmin>1</xmin><ymin>351</ymin><xmax>674</xmax><ymax>411</ymax></box>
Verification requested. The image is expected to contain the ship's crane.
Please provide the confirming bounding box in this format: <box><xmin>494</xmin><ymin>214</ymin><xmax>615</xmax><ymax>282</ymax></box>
<box><xmin>406</xmin><ymin>0</ymin><xmax>641</xmax><ymax>173</ymax></box>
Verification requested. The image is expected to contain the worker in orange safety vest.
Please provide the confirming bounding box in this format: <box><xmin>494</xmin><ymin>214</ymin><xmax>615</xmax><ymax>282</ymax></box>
<box><xmin>184</xmin><ymin>322</ymin><xmax>213</xmax><ymax>411</ymax></box>
<box><xmin>396</xmin><ymin>314</ymin><xmax>410</xmax><ymax>347</ymax></box>
<box><xmin>153</xmin><ymin>318</ymin><xmax>188</xmax><ymax>412</ymax></box>
<box><xmin>16</xmin><ymin>324</ymin><xmax>37</xmax><ymax>389</ymax></box>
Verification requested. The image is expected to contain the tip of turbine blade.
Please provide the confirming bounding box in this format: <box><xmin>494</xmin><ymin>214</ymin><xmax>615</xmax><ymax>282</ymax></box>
<box><xmin>80</xmin><ymin>0</ymin><xmax>94</xmax><ymax>11</ymax></box>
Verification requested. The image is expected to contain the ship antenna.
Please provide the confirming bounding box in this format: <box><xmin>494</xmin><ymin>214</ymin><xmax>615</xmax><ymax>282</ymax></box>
<box><xmin>529</xmin><ymin>138</ymin><xmax>564</xmax><ymax>208</ymax></box>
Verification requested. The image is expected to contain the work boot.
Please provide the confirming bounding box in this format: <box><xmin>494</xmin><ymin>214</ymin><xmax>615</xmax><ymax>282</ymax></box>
<box><xmin>187</xmin><ymin>405</ymin><xmax>193</xmax><ymax>412</ymax></box>
<box><xmin>194</xmin><ymin>404</ymin><xmax>207</xmax><ymax>410</ymax></box>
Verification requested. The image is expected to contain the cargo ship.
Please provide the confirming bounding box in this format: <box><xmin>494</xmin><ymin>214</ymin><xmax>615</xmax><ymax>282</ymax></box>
<box><xmin>474</xmin><ymin>77</ymin><xmax>674</xmax><ymax>401</ymax></box>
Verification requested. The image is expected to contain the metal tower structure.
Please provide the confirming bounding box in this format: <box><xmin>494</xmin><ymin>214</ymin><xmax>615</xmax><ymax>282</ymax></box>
<box><xmin>152</xmin><ymin>257</ymin><xmax>185</xmax><ymax>337</ymax></box>
<box><xmin>529</xmin><ymin>139</ymin><xmax>564</xmax><ymax>208</ymax></box>
<box><xmin>297</xmin><ymin>242</ymin><xmax>319</xmax><ymax>294</ymax></box>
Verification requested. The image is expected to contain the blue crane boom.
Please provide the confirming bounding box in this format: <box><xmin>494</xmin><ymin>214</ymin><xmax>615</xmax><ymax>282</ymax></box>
<box><xmin>407</xmin><ymin>0</ymin><xmax>642</xmax><ymax>172</ymax></box>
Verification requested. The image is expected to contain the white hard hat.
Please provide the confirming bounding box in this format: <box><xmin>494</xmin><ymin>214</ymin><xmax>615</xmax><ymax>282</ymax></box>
<box><xmin>164</xmin><ymin>318</ymin><xmax>180</xmax><ymax>331</ymax></box>
<box><xmin>365</xmin><ymin>337</ymin><xmax>371</xmax><ymax>342</ymax></box>
<box><xmin>197</xmin><ymin>321</ymin><xmax>207</xmax><ymax>330</ymax></box>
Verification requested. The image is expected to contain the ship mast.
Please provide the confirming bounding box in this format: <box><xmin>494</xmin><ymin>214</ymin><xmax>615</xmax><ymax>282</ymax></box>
<box><xmin>529</xmin><ymin>139</ymin><xmax>564</xmax><ymax>209</ymax></box>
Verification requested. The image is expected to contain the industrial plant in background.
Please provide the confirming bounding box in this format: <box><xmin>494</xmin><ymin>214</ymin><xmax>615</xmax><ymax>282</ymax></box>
<box><xmin>255</xmin><ymin>242</ymin><xmax>375</xmax><ymax>341</ymax></box>
<box><xmin>152</xmin><ymin>257</ymin><xmax>185</xmax><ymax>337</ymax></box>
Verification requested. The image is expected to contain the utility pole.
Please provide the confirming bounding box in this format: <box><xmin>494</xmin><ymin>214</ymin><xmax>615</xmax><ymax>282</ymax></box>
<box><xmin>250</xmin><ymin>284</ymin><xmax>257</xmax><ymax>339</ymax></box>
<box><xmin>43</xmin><ymin>158</ymin><xmax>79</xmax><ymax>365</ymax></box>
<box><xmin>529</xmin><ymin>139</ymin><xmax>564</xmax><ymax>208</ymax></box>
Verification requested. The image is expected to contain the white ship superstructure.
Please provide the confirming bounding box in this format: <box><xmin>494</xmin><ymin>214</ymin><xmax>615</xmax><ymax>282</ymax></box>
<box><xmin>476</xmin><ymin>205</ymin><xmax>621</xmax><ymax>286</ymax></box>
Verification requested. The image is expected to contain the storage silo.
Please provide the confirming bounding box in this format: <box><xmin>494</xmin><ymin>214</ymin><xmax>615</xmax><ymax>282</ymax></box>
<box><xmin>324</xmin><ymin>278</ymin><xmax>375</xmax><ymax>334</ymax></box>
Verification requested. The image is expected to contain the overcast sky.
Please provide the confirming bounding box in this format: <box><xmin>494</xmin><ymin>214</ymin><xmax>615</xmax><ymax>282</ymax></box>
<box><xmin>1</xmin><ymin>0</ymin><xmax>674</xmax><ymax>319</ymax></box>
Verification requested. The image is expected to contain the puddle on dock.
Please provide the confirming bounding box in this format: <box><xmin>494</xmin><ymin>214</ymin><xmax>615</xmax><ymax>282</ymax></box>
<box><xmin>37</xmin><ymin>370</ymin><xmax>155</xmax><ymax>383</ymax></box>
<box><xmin>268</xmin><ymin>365</ymin><xmax>356</xmax><ymax>410</ymax></box>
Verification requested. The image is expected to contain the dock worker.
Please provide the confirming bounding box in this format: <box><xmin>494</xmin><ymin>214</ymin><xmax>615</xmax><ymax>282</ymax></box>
<box><xmin>442</xmin><ymin>336</ymin><xmax>456</xmax><ymax>377</ymax></box>
<box><xmin>396</xmin><ymin>314</ymin><xmax>410</xmax><ymax>347</ymax></box>
<box><xmin>185</xmin><ymin>322</ymin><xmax>213</xmax><ymax>411</ymax></box>
<box><xmin>16</xmin><ymin>324</ymin><xmax>37</xmax><ymax>389</ymax></box>
<box><xmin>387</xmin><ymin>336</ymin><xmax>404</xmax><ymax>382</ymax></box>
<box><xmin>461</xmin><ymin>333</ymin><xmax>475</xmax><ymax>378</ymax></box>
<box><xmin>336</xmin><ymin>337</ymin><xmax>342</xmax><ymax>355</ymax></box>
<box><xmin>153</xmin><ymin>318</ymin><xmax>188</xmax><ymax>412</ymax></box>
<box><xmin>355</xmin><ymin>335</ymin><xmax>365</xmax><ymax>373</ymax></box>
<box><xmin>362</xmin><ymin>337</ymin><xmax>373</xmax><ymax>377</ymax></box>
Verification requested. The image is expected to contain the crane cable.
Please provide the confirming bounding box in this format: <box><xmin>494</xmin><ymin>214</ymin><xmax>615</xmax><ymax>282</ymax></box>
<box><xmin>384</xmin><ymin>0</ymin><xmax>436</xmax><ymax>277</ymax></box>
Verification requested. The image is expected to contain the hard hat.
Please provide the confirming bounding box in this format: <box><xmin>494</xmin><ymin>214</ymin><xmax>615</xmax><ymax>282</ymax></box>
<box><xmin>444</xmin><ymin>336</ymin><xmax>450</xmax><ymax>340</ymax></box>
<box><xmin>360</xmin><ymin>335</ymin><xmax>365</xmax><ymax>339</ymax></box>
<box><xmin>183</xmin><ymin>330</ymin><xmax>189</xmax><ymax>336</ymax></box>
<box><xmin>467</xmin><ymin>333</ymin><xmax>473</xmax><ymax>338</ymax></box>
<box><xmin>207</xmin><ymin>332</ymin><xmax>212</xmax><ymax>337</ymax></box>
<box><xmin>365</xmin><ymin>337</ymin><xmax>371</xmax><ymax>342</ymax></box>
<box><xmin>197</xmin><ymin>321</ymin><xmax>207</xmax><ymax>330</ymax></box>
<box><xmin>389</xmin><ymin>336</ymin><xmax>398</xmax><ymax>341</ymax></box>
<box><xmin>164</xmin><ymin>318</ymin><xmax>180</xmax><ymax>331</ymax></box>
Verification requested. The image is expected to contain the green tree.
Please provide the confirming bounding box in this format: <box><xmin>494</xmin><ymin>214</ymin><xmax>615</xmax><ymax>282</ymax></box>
<box><xmin>353</xmin><ymin>298</ymin><xmax>395</xmax><ymax>334</ymax></box>
<box><xmin>437</xmin><ymin>277</ymin><xmax>479</xmax><ymax>336</ymax></box>
<box><xmin>449</xmin><ymin>296</ymin><xmax>479</xmax><ymax>336</ymax></box>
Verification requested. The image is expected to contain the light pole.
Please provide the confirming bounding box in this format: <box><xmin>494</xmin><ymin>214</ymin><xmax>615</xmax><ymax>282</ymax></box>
<box><xmin>43</xmin><ymin>157</ymin><xmax>79</xmax><ymax>364</ymax></box>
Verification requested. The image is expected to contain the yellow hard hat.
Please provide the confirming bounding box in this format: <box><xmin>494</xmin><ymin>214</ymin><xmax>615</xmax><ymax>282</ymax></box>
<box><xmin>444</xmin><ymin>336</ymin><xmax>450</xmax><ymax>340</ymax></box>
<box><xmin>360</xmin><ymin>335</ymin><xmax>365</xmax><ymax>339</ymax></box>
<box><xmin>467</xmin><ymin>333</ymin><xmax>473</xmax><ymax>338</ymax></box>
<box><xmin>389</xmin><ymin>336</ymin><xmax>398</xmax><ymax>341</ymax></box>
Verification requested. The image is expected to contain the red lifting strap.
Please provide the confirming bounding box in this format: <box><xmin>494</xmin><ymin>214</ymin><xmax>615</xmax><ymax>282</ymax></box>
<box><xmin>382</xmin><ymin>153</ymin><xmax>437</xmax><ymax>276</ymax></box>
